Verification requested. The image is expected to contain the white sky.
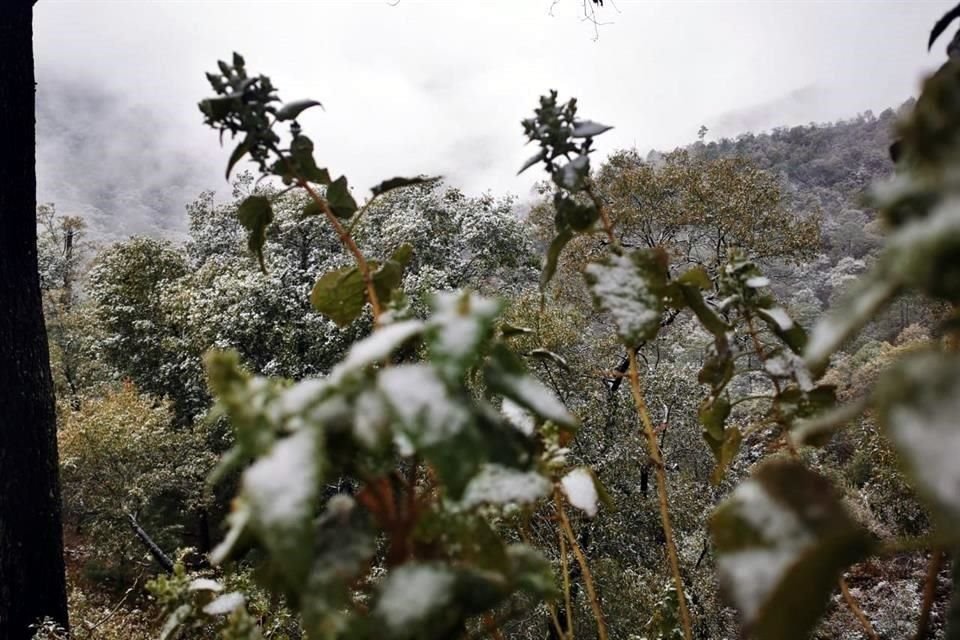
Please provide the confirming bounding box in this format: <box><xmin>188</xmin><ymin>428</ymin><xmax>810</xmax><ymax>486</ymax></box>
<box><xmin>33</xmin><ymin>1</ymin><xmax>949</xmax><ymax>236</ymax></box>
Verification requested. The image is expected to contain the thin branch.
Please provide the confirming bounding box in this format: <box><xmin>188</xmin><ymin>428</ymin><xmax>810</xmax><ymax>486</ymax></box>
<box><xmin>915</xmin><ymin>551</ymin><xmax>945</xmax><ymax>640</ymax></box>
<box><xmin>627</xmin><ymin>350</ymin><xmax>694</xmax><ymax>640</ymax></box>
<box><xmin>840</xmin><ymin>577</ymin><xmax>880</xmax><ymax>640</ymax></box>
<box><xmin>556</xmin><ymin>489</ymin><xmax>608</xmax><ymax>640</ymax></box>
<box><xmin>558</xmin><ymin>519</ymin><xmax>574</xmax><ymax>640</ymax></box>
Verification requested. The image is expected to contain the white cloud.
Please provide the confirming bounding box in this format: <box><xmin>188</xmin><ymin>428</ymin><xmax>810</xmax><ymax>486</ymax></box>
<box><xmin>33</xmin><ymin>1</ymin><xmax>944</xmax><ymax>236</ymax></box>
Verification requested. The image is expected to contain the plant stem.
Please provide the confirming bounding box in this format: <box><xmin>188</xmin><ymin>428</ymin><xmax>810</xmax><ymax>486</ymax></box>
<box><xmin>297</xmin><ymin>180</ymin><xmax>383</xmax><ymax>323</ymax></box>
<box><xmin>626</xmin><ymin>349</ymin><xmax>693</xmax><ymax>640</ymax></box>
<box><xmin>557</xmin><ymin>509</ymin><xmax>574</xmax><ymax>640</ymax></box>
<box><xmin>915</xmin><ymin>551</ymin><xmax>945</xmax><ymax>640</ymax></box>
<box><xmin>556</xmin><ymin>490</ymin><xmax>608</xmax><ymax>640</ymax></box>
<box><xmin>840</xmin><ymin>576</ymin><xmax>880</xmax><ymax>640</ymax></box>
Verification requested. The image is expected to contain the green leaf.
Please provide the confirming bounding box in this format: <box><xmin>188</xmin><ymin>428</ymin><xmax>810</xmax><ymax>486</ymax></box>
<box><xmin>757</xmin><ymin>306</ymin><xmax>807</xmax><ymax>355</ymax></box>
<box><xmin>876</xmin><ymin>351</ymin><xmax>960</xmax><ymax>529</ymax></box>
<box><xmin>554</xmin><ymin>193</ymin><xmax>598</xmax><ymax>231</ymax></box>
<box><xmin>506</xmin><ymin>544</ymin><xmax>560</xmax><ymax>600</ymax></box>
<box><xmin>679</xmin><ymin>284</ymin><xmax>729</xmax><ymax>336</ymax></box>
<box><xmin>372</xmin><ymin>243</ymin><xmax>413</xmax><ymax>304</ymax></box>
<box><xmin>225</xmin><ymin>137</ymin><xmax>251</xmax><ymax>179</ymax></box>
<box><xmin>289</xmin><ymin>135</ymin><xmax>332</xmax><ymax>185</ymax></box>
<box><xmin>699</xmin><ymin>394</ymin><xmax>731</xmax><ymax>441</ymax></box>
<box><xmin>572</xmin><ymin>120</ymin><xmax>613</xmax><ymax>137</ymax></box>
<box><xmin>805</xmin><ymin>273</ymin><xmax>899</xmax><ymax>376</ymax></box>
<box><xmin>709</xmin><ymin>427</ymin><xmax>742</xmax><ymax>485</ymax></box>
<box><xmin>527</xmin><ymin>348</ymin><xmax>568</xmax><ymax>369</ymax></box>
<box><xmin>327</xmin><ymin>176</ymin><xmax>358</xmax><ymax>219</ymax></box>
<box><xmin>428</xmin><ymin>291</ymin><xmax>502</xmax><ymax>382</ymax></box>
<box><xmin>540</xmin><ymin>229</ymin><xmax>574</xmax><ymax>291</ymax></box>
<box><xmin>371</xmin><ymin>175</ymin><xmax>439</xmax><ymax>196</ymax></box>
<box><xmin>276</xmin><ymin>99</ymin><xmax>323</xmax><ymax>121</ymax></box>
<box><xmin>301</xmin><ymin>200</ymin><xmax>323</xmax><ymax>218</ymax></box>
<box><xmin>518</xmin><ymin>150</ymin><xmax>546</xmax><ymax>175</ymax></box>
<box><xmin>236</xmin><ymin>195</ymin><xmax>273</xmax><ymax>272</ymax></box>
<box><xmin>711</xmin><ymin>460</ymin><xmax>872</xmax><ymax>640</ymax></box>
<box><xmin>485</xmin><ymin>345</ymin><xmax>578</xmax><ymax>430</ymax></box>
<box><xmin>584</xmin><ymin>248</ymin><xmax>669</xmax><ymax>346</ymax></box>
<box><xmin>374</xmin><ymin>564</ymin><xmax>460</xmax><ymax>637</ymax></box>
<box><xmin>242</xmin><ymin>427</ymin><xmax>324</xmax><ymax>594</ymax></box>
<box><xmin>676</xmin><ymin>265</ymin><xmax>712</xmax><ymax>290</ymax></box>
<box><xmin>501</xmin><ymin>322</ymin><xmax>534</xmax><ymax>338</ymax></box>
<box><xmin>310</xmin><ymin>266</ymin><xmax>367</xmax><ymax>327</ymax></box>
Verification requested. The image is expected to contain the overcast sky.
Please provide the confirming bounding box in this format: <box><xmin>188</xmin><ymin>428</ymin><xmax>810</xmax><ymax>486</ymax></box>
<box><xmin>34</xmin><ymin>1</ymin><xmax>948</xmax><ymax>238</ymax></box>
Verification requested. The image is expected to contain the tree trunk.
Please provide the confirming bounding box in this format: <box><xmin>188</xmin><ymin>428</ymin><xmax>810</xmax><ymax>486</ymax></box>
<box><xmin>0</xmin><ymin>2</ymin><xmax>70</xmax><ymax>638</ymax></box>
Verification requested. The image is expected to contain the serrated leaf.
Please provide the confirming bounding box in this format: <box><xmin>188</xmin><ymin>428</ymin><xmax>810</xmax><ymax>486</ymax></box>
<box><xmin>584</xmin><ymin>248</ymin><xmax>668</xmax><ymax>346</ymax></box>
<box><xmin>236</xmin><ymin>195</ymin><xmax>273</xmax><ymax>272</ymax></box>
<box><xmin>276</xmin><ymin>99</ymin><xmax>323</xmax><ymax>121</ymax></box>
<box><xmin>327</xmin><ymin>176</ymin><xmax>358</xmax><ymax>219</ymax></box>
<box><xmin>310</xmin><ymin>266</ymin><xmax>367</xmax><ymax>327</ymax></box>
<box><xmin>711</xmin><ymin>460</ymin><xmax>872</xmax><ymax>640</ymax></box>
<box><xmin>876</xmin><ymin>351</ymin><xmax>960</xmax><ymax>529</ymax></box>
<box><xmin>371</xmin><ymin>175</ymin><xmax>439</xmax><ymax>196</ymax></box>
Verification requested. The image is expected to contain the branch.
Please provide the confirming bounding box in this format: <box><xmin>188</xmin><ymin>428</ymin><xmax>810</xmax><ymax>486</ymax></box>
<box><xmin>126</xmin><ymin>512</ymin><xmax>174</xmax><ymax>573</ymax></box>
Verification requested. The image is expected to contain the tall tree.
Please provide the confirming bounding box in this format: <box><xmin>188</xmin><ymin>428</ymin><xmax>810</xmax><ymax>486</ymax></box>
<box><xmin>0</xmin><ymin>1</ymin><xmax>69</xmax><ymax>637</ymax></box>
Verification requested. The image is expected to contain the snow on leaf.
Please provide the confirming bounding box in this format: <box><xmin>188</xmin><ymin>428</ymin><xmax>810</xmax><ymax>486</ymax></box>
<box><xmin>493</xmin><ymin>370</ymin><xmax>576</xmax><ymax>429</ymax></box>
<box><xmin>572</xmin><ymin>120</ymin><xmax>613</xmax><ymax>137</ymax></box>
<box><xmin>376</xmin><ymin>564</ymin><xmax>456</xmax><ymax>632</ymax></box>
<box><xmin>334</xmin><ymin>319</ymin><xmax>424</xmax><ymax>379</ymax></box>
<box><xmin>203</xmin><ymin>592</ymin><xmax>246</xmax><ymax>616</ymax></box>
<box><xmin>353</xmin><ymin>389</ymin><xmax>390</xmax><ymax>449</ymax></box>
<box><xmin>757</xmin><ymin>307</ymin><xmax>793</xmax><ymax>331</ymax></box>
<box><xmin>805</xmin><ymin>273</ymin><xmax>898</xmax><ymax>375</ymax></box>
<box><xmin>502</xmin><ymin>398</ymin><xmax>535</xmax><ymax>436</ymax></box>
<box><xmin>377</xmin><ymin>364</ymin><xmax>470</xmax><ymax>447</ymax></box>
<box><xmin>876</xmin><ymin>351</ymin><xmax>960</xmax><ymax>527</ymax></box>
<box><xmin>557</xmin><ymin>154</ymin><xmax>590</xmax><ymax>190</ymax></box>
<box><xmin>188</xmin><ymin>578</ymin><xmax>223</xmax><ymax>592</ymax></box>
<box><xmin>584</xmin><ymin>249</ymin><xmax>667</xmax><ymax>346</ymax></box>
<box><xmin>746</xmin><ymin>276</ymin><xmax>771</xmax><ymax>288</ymax></box>
<box><xmin>711</xmin><ymin>460</ymin><xmax>871</xmax><ymax>640</ymax></box>
<box><xmin>243</xmin><ymin>429</ymin><xmax>321</xmax><ymax>538</ymax></box>
<box><xmin>460</xmin><ymin>464</ymin><xmax>551</xmax><ymax>509</ymax></box>
<box><xmin>561</xmin><ymin>467</ymin><xmax>599</xmax><ymax>518</ymax></box>
<box><xmin>428</xmin><ymin>291</ymin><xmax>501</xmax><ymax>381</ymax></box>
<box><xmin>210</xmin><ymin>500</ymin><xmax>251</xmax><ymax>566</ymax></box>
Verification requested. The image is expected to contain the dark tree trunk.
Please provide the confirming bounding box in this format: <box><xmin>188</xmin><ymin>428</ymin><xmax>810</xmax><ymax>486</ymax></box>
<box><xmin>0</xmin><ymin>2</ymin><xmax>70</xmax><ymax>638</ymax></box>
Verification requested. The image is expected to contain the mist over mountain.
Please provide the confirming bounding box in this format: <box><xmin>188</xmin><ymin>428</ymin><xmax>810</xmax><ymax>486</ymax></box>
<box><xmin>36</xmin><ymin>66</ymin><xmax>223</xmax><ymax>242</ymax></box>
